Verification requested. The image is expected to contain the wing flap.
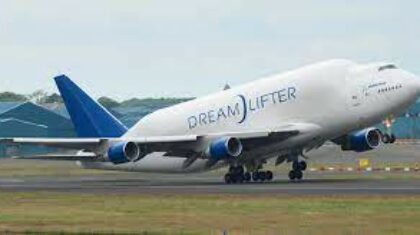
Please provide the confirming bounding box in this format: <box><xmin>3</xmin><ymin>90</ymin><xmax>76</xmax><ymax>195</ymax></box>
<box><xmin>12</xmin><ymin>152</ymin><xmax>98</xmax><ymax>161</ymax></box>
<box><xmin>4</xmin><ymin>138</ymin><xmax>105</xmax><ymax>151</ymax></box>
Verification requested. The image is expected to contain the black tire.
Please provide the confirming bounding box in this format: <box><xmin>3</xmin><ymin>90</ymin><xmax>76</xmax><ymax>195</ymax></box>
<box><xmin>235</xmin><ymin>174</ymin><xmax>244</xmax><ymax>184</ymax></box>
<box><xmin>224</xmin><ymin>174</ymin><xmax>232</xmax><ymax>184</ymax></box>
<box><xmin>244</xmin><ymin>172</ymin><xmax>251</xmax><ymax>182</ymax></box>
<box><xmin>288</xmin><ymin>170</ymin><xmax>296</xmax><ymax>180</ymax></box>
<box><xmin>236</xmin><ymin>166</ymin><xmax>244</xmax><ymax>175</ymax></box>
<box><xmin>299</xmin><ymin>161</ymin><xmax>307</xmax><ymax>171</ymax></box>
<box><xmin>295</xmin><ymin>170</ymin><xmax>303</xmax><ymax>180</ymax></box>
<box><xmin>266</xmin><ymin>171</ymin><xmax>273</xmax><ymax>181</ymax></box>
<box><xmin>382</xmin><ymin>134</ymin><xmax>390</xmax><ymax>144</ymax></box>
<box><xmin>292</xmin><ymin>161</ymin><xmax>300</xmax><ymax>171</ymax></box>
<box><xmin>252</xmin><ymin>172</ymin><xmax>259</xmax><ymax>181</ymax></box>
<box><xmin>259</xmin><ymin>171</ymin><xmax>266</xmax><ymax>181</ymax></box>
<box><xmin>390</xmin><ymin>134</ymin><xmax>396</xmax><ymax>144</ymax></box>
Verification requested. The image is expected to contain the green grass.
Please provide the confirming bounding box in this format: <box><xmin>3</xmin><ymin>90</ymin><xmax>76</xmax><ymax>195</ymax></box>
<box><xmin>1</xmin><ymin>159</ymin><xmax>420</xmax><ymax>234</ymax></box>
<box><xmin>0</xmin><ymin>192</ymin><xmax>419</xmax><ymax>234</ymax></box>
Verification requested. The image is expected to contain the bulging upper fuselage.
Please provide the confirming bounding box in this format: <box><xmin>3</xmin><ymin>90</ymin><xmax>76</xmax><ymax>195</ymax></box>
<box><xmin>82</xmin><ymin>59</ymin><xmax>420</xmax><ymax>173</ymax></box>
<box><xmin>127</xmin><ymin>59</ymin><xmax>419</xmax><ymax>138</ymax></box>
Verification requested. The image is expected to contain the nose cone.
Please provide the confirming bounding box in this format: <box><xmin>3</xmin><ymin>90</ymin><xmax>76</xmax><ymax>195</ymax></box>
<box><xmin>412</xmin><ymin>75</ymin><xmax>420</xmax><ymax>96</ymax></box>
<box><xmin>403</xmin><ymin>71</ymin><xmax>420</xmax><ymax>97</ymax></box>
<box><xmin>416</xmin><ymin>77</ymin><xmax>420</xmax><ymax>96</ymax></box>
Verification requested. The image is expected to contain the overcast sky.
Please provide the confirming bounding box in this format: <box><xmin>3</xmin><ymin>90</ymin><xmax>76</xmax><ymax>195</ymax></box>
<box><xmin>0</xmin><ymin>0</ymin><xmax>418</xmax><ymax>100</ymax></box>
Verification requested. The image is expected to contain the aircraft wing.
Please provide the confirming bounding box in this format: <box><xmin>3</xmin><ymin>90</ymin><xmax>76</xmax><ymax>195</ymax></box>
<box><xmin>2</xmin><ymin>135</ymin><xmax>200</xmax><ymax>154</ymax></box>
<box><xmin>1</xmin><ymin>122</ymin><xmax>320</xmax><ymax>159</ymax></box>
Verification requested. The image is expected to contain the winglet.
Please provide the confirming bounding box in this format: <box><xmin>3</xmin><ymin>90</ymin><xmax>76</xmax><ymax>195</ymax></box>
<box><xmin>54</xmin><ymin>75</ymin><xmax>127</xmax><ymax>137</ymax></box>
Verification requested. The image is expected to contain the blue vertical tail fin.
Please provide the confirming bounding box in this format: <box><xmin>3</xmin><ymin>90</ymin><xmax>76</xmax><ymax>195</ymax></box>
<box><xmin>54</xmin><ymin>75</ymin><xmax>127</xmax><ymax>138</ymax></box>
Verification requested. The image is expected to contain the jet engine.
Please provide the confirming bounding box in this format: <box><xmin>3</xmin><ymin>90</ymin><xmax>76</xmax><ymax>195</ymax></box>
<box><xmin>107</xmin><ymin>142</ymin><xmax>140</xmax><ymax>164</ymax></box>
<box><xmin>340</xmin><ymin>128</ymin><xmax>382</xmax><ymax>152</ymax></box>
<box><xmin>206</xmin><ymin>137</ymin><xmax>243</xmax><ymax>161</ymax></box>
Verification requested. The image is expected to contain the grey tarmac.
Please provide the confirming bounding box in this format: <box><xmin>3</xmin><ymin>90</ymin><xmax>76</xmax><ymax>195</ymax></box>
<box><xmin>0</xmin><ymin>143</ymin><xmax>419</xmax><ymax>195</ymax></box>
<box><xmin>1</xmin><ymin>172</ymin><xmax>420</xmax><ymax>195</ymax></box>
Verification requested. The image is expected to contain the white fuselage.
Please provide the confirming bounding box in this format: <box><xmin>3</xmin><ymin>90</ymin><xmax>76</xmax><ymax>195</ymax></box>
<box><xmin>79</xmin><ymin>59</ymin><xmax>420</xmax><ymax>173</ymax></box>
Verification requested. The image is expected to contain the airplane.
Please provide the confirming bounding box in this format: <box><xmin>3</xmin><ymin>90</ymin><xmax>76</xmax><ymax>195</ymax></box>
<box><xmin>4</xmin><ymin>59</ymin><xmax>420</xmax><ymax>183</ymax></box>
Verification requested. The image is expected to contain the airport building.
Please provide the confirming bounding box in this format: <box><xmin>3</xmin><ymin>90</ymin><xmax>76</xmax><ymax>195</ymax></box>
<box><xmin>0</xmin><ymin>102</ymin><xmax>75</xmax><ymax>156</ymax></box>
<box><xmin>386</xmin><ymin>99</ymin><xmax>420</xmax><ymax>139</ymax></box>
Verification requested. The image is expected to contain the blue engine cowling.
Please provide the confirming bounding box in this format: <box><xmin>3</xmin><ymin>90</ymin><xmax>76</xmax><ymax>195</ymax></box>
<box><xmin>341</xmin><ymin>128</ymin><xmax>382</xmax><ymax>152</ymax></box>
<box><xmin>107</xmin><ymin>142</ymin><xmax>140</xmax><ymax>164</ymax></box>
<box><xmin>206</xmin><ymin>137</ymin><xmax>243</xmax><ymax>161</ymax></box>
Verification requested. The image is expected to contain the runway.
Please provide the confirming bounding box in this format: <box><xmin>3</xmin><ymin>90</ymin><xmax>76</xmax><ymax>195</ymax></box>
<box><xmin>1</xmin><ymin>172</ymin><xmax>420</xmax><ymax>195</ymax></box>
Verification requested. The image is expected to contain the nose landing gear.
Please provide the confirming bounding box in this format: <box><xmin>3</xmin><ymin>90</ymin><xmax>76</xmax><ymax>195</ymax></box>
<box><xmin>382</xmin><ymin>117</ymin><xmax>396</xmax><ymax>144</ymax></box>
<box><xmin>382</xmin><ymin>133</ymin><xmax>396</xmax><ymax>144</ymax></box>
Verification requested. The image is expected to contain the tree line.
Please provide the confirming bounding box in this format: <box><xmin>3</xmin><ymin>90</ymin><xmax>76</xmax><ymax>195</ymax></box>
<box><xmin>0</xmin><ymin>90</ymin><xmax>193</xmax><ymax>109</ymax></box>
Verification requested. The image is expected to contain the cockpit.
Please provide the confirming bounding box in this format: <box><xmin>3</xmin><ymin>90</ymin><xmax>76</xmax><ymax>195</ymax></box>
<box><xmin>378</xmin><ymin>64</ymin><xmax>398</xmax><ymax>72</ymax></box>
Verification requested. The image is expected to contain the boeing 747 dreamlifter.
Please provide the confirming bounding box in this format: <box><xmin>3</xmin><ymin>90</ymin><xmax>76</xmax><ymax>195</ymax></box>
<box><xmin>5</xmin><ymin>59</ymin><xmax>420</xmax><ymax>183</ymax></box>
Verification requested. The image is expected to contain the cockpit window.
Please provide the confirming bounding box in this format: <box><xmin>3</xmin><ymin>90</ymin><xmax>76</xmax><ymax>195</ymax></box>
<box><xmin>378</xmin><ymin>64</ymin><xmax>397</xmax><ymax>71</ymax></box>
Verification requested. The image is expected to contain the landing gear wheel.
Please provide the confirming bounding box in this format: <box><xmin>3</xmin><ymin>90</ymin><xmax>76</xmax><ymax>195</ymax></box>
<box><xmin>224</xmin><ymin>166</ymin><xmax>246</xmax><ymax>184</ymax></box>
<box><xmin>390</xmin><ymin>134</ymin><xmax>396</xmax><ymax>144</ymax></box>
<box><xmin>293</xmin><ymin>161</ymin><xmax>307</xmax><ymax>171</ymax></box>
<box><xmin>244</xmin><ymin>172</ymin><xmax>251</xmax><ymax>182</ymax></box>
<box><xmin>259</xmin><ymin>171</ymin><xmax>267</xmax><ymax>182</ymax></box>
<box><xmin>235</xmin><ymin>174</ymin><xmax>244</xmax><ymax>184</ymax></box>
<box><xmin>224</xmin><ymin>173</ymin><xmax>232</xmax><ymax>184</ymax></box>
<box><xmin>231</xmin><ymin>163</ymin><xmax>275</xmax><ymax>183</ymax></box>
<box><xmin>288</xmin><ymin>170</ymin><xmax>303</xmax><ymax>181</ymax></box>
<box><xmin>250</xmin><ymin>171</ymin><xmax>273</xmax><ymax>182</ymax></box>
<box><xmin>266</xmin><ymin>171</ymin><xmax>273</xmax><ymax>181</ymax></box>
<box><xmin>236</xmin><ymin>166</ymin><xmax>244</xmax><ymax>175</ymax></box>
<box><xmin>252</xmin><ymin>172</ymin><xmax>259</xmax><ymax>181</ymax></box>
<box><xmin>295</xmin><ymin>170</ymin><xmax>303</xmax><ymax>180</ymax></box>
<box><xmin>288</xmin><ymin>170</ymin><xmax>296</xmax><ymax>180</ymax></box>
<box><xmin>382</xmin><ymin>133</ymin><xmax>391</xmax><ymax>144</ymax></box>
<box><xmin>299</xmin><ymin>161</ymin><xmax>307</xmax><ymax>171</ymax></box>
<box><xmin>292</xmin><ymin>161</ymin><xmax>300</xmax><ymax>171</ymax></box>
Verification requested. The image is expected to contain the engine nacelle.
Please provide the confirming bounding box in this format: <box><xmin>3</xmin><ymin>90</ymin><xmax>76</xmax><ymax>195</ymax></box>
<box><xmin>206</xmin><ymin>137</ymin><xmax>243</xmax><ymax>161</ymax></box>
<box><xmin>107</xmin><ymin>142</ymin><xmax>140</xmax><ymax>164</ymax></box>
<box><xmin>341</xmin><ymin>128</ymin><xmax>381</xmax><ymax>152</ymax></box>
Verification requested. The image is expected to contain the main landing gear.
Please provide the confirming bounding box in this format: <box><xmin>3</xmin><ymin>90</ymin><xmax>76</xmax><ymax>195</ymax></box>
<box><xmin>288</xmin><ymin>160</ymin><xmax>307</xmax><ymax>181</ymax></box>
<box><xmin>223</xmin><ymin>157</ymin><xmax>308</xmax><ymax>183</ymax></box>
<box><xmin>224</xmin><ymin>166</ymin><xmax>273</xmax><ymax>184</ymax></box>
